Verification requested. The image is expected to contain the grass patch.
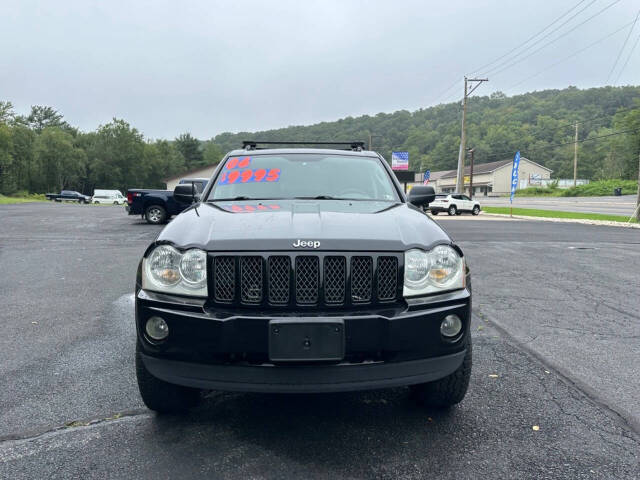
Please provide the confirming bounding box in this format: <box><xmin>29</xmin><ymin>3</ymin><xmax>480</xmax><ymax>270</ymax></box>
<box><xmin>0</xmin><ymin>193</ymin><xmax>47</xmax><ymax>204</ymax></box>
<box><xmin>483</xmin><ymin>206</ymin><xmax>637</xmax><ymax>223</ymax></box>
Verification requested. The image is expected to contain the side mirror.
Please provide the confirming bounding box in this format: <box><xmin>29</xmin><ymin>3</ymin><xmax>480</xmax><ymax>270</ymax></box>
<box><xmin>174</xmin><ymin>184</ymin><xmax>197</xmax><ymax>204</ymax></box>
<box><xmin>407</xmin><ymin>185</ymin><xmax>436</xmax><ymax>207</ymax></box>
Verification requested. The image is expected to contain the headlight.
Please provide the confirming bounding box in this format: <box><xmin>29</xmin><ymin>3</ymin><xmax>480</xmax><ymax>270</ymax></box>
<box><xmin>179</xmin><ymin>249</ymin><xmax>207</xmax><ymax>287</ymax></box>
<box><xmin>403</xmin><ymin>245</ymin><xmax>464</xmax><ymax>297</ymax></box>
<box><xmin>143</xmin><ymin>245</ymin><xmax>208</xmax><ymax>297</ymax></box>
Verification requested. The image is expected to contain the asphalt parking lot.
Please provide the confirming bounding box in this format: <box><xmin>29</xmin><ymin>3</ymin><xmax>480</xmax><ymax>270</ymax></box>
<box><xmin>1</xmin><ymin>203</ymin><xmax>639</xmax><ymax>479</ymax></box>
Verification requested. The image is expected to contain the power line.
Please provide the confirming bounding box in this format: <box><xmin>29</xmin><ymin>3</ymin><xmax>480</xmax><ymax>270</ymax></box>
<box><xmin>481</xmin><ymin>127</ymin><xmax>639</xmax><ymax>161</ymax></box>
<box><xmin>469</xmin><ymin>0</ymin><xmax>589</xmax><ymax>75</ymax></box>
<box><xmin>553</xmin><ymin>107</ymin><xmax>638</xmax><ymax>131</ymax></box>
<box><xmin>606</xmin><ymin>8</ymin><xmax>640</xmax><ymax>83</ymax></box>
<box><xmin>489</xmin><ymin>0</ymin><xmax>623</xmax><ymax>79</ymax></box>
<box><xmin>482</xmin><ymin>0</ymin><xmax>600</xmax><ymax>76</ymax></box>
<box><xmin>506</xmin><ymin>20</ymin><xmax>635</xmax><ymax>91</ymax></box>
<box><xmin>614</xmin><ymin>30</ymin><xmax>640</xmax><ymax>85</ymax></box>
<box><xmin>429</xmin><ymin>78</ymin><xmax>463</xmax><ymax>105</ymax></box>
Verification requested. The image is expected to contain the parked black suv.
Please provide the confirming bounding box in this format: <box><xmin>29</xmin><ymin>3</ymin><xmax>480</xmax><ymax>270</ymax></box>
<box><xmin>135</xmin><ymin>142</ymin><xmax>472</xmax><ymax>412</ymax></box>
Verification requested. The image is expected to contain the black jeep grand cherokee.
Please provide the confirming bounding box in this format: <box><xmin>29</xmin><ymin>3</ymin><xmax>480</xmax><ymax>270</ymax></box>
<box><xmin>135</xmin><ymin>142</ymin><xmax>472</xmax><ymax>412</ymax></box>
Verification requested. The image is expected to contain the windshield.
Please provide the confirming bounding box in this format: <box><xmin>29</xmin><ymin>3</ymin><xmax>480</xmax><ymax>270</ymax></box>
<box><xmin>207</xmin><ymin>153</ymin><xmax>399</xmax><ymax>202</ymax></box>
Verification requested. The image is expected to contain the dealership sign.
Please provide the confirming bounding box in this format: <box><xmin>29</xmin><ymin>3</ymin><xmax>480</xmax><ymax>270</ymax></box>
<box><xmin>391</xmin><ymin>151</ymin><xmax>409</xmax><ymax>170</ymax></box>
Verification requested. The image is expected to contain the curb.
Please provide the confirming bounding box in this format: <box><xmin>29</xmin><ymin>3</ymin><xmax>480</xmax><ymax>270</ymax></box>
<box><xmin>480</xmin><ymin>212</ymin><xmax>640</xmax><ymax>229</ymax></box>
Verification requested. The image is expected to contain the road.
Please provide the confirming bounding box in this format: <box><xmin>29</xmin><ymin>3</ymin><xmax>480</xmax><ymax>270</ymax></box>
<box><xmin>480</xmin><ymin>195</ymin><xmax>637</xmax><ymax>217</ymax></box>
<box><xmin>0</xmin><ymin>203</ymin><xmax>638</xmax><ymax>479</ymax></box>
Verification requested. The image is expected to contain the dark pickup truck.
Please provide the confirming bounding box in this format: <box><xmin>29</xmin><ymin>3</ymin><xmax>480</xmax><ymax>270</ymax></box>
<box><xmin>45</xmin><ymin>190</ymin><xmax>92</xmax><ymax>204</ymax></box>
<box><xmin>126</xmin><ymin>178</ymin><xmax>208</xmax><ymax>224</ymax></box>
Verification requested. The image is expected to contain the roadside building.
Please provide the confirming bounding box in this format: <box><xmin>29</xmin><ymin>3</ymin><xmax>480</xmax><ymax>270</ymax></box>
<box><xmin>429</xmin><ymin>158</ymin><xmax>552</xmax><ymax>196</ymax></box>
<box><xmin>163</xmin><ymin>164</ymin><xmax>219</xmax><ymax>190</ymax></box>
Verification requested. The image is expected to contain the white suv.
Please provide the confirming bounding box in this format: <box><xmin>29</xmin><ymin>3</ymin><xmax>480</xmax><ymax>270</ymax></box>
<box><xmin>429</xmin><ymin>194</ymin><xmax>481</xmax><ymax>216</ymax></box>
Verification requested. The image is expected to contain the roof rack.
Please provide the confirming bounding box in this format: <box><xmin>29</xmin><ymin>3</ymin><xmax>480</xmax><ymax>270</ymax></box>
<box><xmin>242</xmin><ymin>141</ymin><xmax>365</xmax><ymax>151</ymax></box>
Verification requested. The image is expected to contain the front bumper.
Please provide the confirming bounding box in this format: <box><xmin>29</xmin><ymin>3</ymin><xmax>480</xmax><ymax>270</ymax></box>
<box><xmin>136</xmin><ymin>287</ymin><xmax>471</xmax><ymax>393</ymax></box>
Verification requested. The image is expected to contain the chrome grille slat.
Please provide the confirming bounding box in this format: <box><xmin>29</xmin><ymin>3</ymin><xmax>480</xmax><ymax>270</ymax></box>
<box><xmin>350</xmin><ymin>256</ymin><xmax>373</xmax><ymax>302</ymax></box>
<box><xmin>295</xmin><ymin>256</ymin><xmax>319</xmax><ymax>304</ymax></box>
<box><xmin>268</xmin><ymin>256</ymin><xmax>290</xmax><ymax>304</ymax></box>
<box><xmin>324</xmin><ymin>256</ymin><xmax>346</xmax><ymax>304</ymax></box>
<box><xmin>214</xmin><ymin>256</ymin><xmax>235</xmax><ymax>302</ymax></box>
<box><xmin>240</xmin><ymin>256</ymin><xmax>263</xmax><ymax>303</ymax></box>
<box><xmin>376</xmin><ymin>256</ymin><xmax>398</xmax><ymax>301</ymax></box>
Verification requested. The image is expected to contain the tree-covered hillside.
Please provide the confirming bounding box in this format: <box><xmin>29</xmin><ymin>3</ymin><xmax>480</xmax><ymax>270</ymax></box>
<box><xmin>0</xmin><ymin>85</ymin><xmax>638</xmax><ymax>196</ymax></box>
<box><xmin>214</xmin><ymin>85</ymin><xmax>640</xmax><ymax>180</ymax></box>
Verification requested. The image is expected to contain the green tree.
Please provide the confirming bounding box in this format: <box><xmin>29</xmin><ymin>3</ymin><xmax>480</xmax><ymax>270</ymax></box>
<box><xmin>10</xmin><ymin>125</ymin><xmax>37</xmax><ymax>192</ymax></box>
<box><xmin>0</xmin><ymin>101</ymin><xmax>14</xmax><ymax>123</ymax></box>
<box><xmin>25</xmin><ymin>105</ymin><xmax>68</xmax><ymax>132</ymax></box>
<box><xmin>202</xmin><ymin>141</ymin><xmax>223</xmax><ymax>166</ymax></box>
<box><xmin>33</xmin><ymin>127</ymin><xmax>84</xmax><ymax>192</ymax></box>
<box><xmin>0</xmin><ymin>123</ymin><xmax>14</xmax><ymax>194</ymax></box>
<box><xmin>175</xmin><ymin>133</ymin><xmax>203</xmax><ymax>169</ymax></box>
<box><xmin>87</xmin><ymin>119</ymin><xmax>145</xmax><ymax>192</ymax></box>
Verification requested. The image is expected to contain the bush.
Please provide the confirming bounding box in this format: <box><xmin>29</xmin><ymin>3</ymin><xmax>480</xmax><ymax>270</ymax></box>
<box><xmin>561</xmin><ymin>180</ymin><xmax>638</xmax><ymax>197</ymax></box>
<box><xmin>514</xmin><ymin>185</ymin><xmax>561</xmax><ymax>196</ymax></box>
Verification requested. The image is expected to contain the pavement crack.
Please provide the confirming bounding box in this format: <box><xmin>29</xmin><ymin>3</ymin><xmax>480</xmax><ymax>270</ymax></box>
<box><xmin>0</xmin><ymin>408</ymin><xmax>150</xmax><ymax>446</ymax></box>
<box><xmin>473</xmin><ymin>310</ymin><xmax>640</xmax><ymax>438</ymax></box>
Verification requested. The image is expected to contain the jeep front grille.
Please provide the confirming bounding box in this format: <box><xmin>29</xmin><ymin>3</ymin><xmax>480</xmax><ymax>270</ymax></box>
<box><xmin>210</xmin><ymin>253</ymin><xmax>401</xmax><ymax>308</ymax></box>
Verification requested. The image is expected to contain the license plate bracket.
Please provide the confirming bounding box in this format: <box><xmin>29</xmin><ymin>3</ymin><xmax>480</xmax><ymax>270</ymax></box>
<box><xmin>268</xmin><ymin>319</ymin><xmax>345</xmax><ymax>362</ymax></box>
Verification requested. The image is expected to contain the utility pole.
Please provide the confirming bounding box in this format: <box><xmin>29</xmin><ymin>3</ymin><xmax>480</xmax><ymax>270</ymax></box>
<box><xmin>634</xmin><ymin>151</ymin><xmax>640</xmax><ymax>222</ymax></box>
<box><xmin>468</xmin><ymin>148</ymin><xmax>475</xmax><ymax>198</ymax></box>
<box><xmin>573</xmin><ymin>121</ymin><xmax>578</xmax><ymax>187</ymax></box>
<box><xmin>368</xmin><ymin>133</ymin><xmax>380</xmax><ymax>151</ymax></box>
<box><xmin>456</xmin><ymin>76</ymin><xmax>488</xmax><ymax>193</ymax></box>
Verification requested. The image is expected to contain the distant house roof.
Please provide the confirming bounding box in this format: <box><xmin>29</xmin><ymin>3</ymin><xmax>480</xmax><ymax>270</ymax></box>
<box><xmin>439</xmin><ymin>157</ymin><xmax>551</xmax><ymax>179</ymax></box>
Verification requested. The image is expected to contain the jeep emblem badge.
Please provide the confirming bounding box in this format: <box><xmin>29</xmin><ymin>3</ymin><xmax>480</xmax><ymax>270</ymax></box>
<box><xmin>292</xmin><ymin>239</ymin><xmax>321</xmax><ymax>249</ymax></box>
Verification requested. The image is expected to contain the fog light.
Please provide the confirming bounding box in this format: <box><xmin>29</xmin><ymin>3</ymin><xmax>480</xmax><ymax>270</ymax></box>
<box><xmin>440</xmin><ymin>315</ymin><xmax>462</xmax><ymax>338</ymax></box>
<box><xmin>145</xmin><ymin>316</ymin><xmax>169</xmax><ymax>341</ymax></box>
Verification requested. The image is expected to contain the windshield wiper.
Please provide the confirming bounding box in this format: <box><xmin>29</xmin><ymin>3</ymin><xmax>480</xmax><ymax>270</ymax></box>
<box><xmin>293</xmin><ymin>195</ymin><xmax>349</xmax><ymax>200</ymax></box>
<box><xmin>208</xmin><ymin>196</ymin><xmax>278</xmax><ymax>202</ymax></box>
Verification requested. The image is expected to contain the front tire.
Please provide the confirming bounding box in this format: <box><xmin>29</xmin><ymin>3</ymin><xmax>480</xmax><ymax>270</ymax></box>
<box><xmin>136</xmin><ymin>344</ymin><xmax>201</xmax><ymax>413</ymax></box>
<box><xmin>145</xmin><ymin>205</ymin><xmax>167</xmax><ymax>224</ymax></box>
<box><xmin>410</xmin><ymin>336</ymin><xmax>472</xmax><ymax>408</ymax></box>
<box><xmin>448</xmin><ymin>205</ymin><xmax>457</xmax><ymax>216</ymax></box>
<box><xmin>472</xmin><ymin>205</ymin><xmax>480</xmax><ymax>215</ymax></box>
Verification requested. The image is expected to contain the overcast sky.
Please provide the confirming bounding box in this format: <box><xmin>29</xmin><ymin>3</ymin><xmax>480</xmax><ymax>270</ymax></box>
<box><xmin>2</xmin><ymin>0</ymin><xmax>639</xmax><ymax>139</ymax></box>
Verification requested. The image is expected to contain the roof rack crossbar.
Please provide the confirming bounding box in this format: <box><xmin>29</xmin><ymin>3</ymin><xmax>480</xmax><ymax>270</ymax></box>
<box><xmin>242</xmin><ymin>140</ymin><xmax>365</xmax><ymax>151</ymax></box>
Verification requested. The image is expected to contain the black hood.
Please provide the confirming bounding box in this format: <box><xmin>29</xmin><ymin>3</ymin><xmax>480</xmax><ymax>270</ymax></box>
<box><xmin>155</xmin><ymin>200</ymin><xmax>453</xmax><ymax>252</ymax></box>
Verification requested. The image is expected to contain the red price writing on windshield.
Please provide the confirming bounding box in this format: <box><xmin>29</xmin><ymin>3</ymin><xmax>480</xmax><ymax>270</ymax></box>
<box><xmin>226</xmin><ymin>157</ymin><xmax>251</xmax><ymax>169</ymax></box>
<box><xmin>218</xmin><ymin>168</ymin><xmax>280</xmax><ymax>185</ymax></box>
